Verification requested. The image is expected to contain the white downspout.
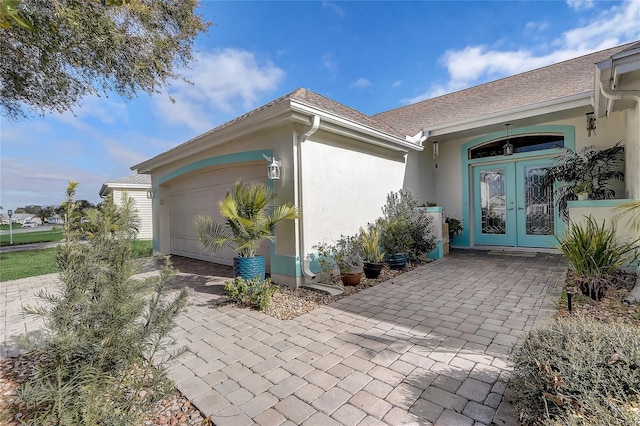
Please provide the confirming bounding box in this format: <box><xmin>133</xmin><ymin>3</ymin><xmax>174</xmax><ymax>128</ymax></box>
<box><xmin>296</xmin><ymin>115</ymin><xmax>321</xmax><ymax>283</ymax></box>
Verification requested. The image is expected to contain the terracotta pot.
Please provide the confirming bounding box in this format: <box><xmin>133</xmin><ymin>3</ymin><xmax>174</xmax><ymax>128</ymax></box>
<box><xmin>340</xmin><ymin>272</ymin><xmax>362</xmax><ymax>286</ymax></box>
<box><xmin>363</xmin><ymin>262</ymin><xmax>384</xmax><ymax>279</ymax></box>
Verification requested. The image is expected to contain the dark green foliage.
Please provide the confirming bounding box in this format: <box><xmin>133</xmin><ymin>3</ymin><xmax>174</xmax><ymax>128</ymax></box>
<box><xmin>544</xmin><ymin>142</ymin><xmax>625</xmax><ymax>220</ymax></box>
<box><xmin>18</xmin><ymin>181</ymin><xmax>188</xmax><ymax>425</ymax></box>
<box><xmin>1</xmin><ymin>0</ymin><xmax>209</xmax><ymax>120</ymax></box>
<box><xmin>224</xmin><ymin>277</ymin><xmax>278</xmax><ymax>311</ymax></box>
<box><xmin>510</xmin><ymin>316</ymin><xmax>640</xmax><ymax>425</ymax></box>
<box><xmin>558</xmin><ymin>216</ymin><xmax>638</xmax><ymax>299</ymax></box>
<box><xmin>379</xmin><ymin>190</ymin><xmax>436</xmax><ymax>261</ymax></box>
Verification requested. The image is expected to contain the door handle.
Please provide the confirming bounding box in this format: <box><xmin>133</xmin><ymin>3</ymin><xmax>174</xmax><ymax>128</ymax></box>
<box><xmin>507</xmin><ymin>208</ymin><xmax>514</xmax><ymax>211</ymax></box>
<box><xmin>517</xmin><ymin>207</ymin><xmax>524</xmax><ymax>210</ymax></box>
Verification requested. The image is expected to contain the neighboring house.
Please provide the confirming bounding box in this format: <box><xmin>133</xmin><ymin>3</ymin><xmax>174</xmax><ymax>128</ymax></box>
<box><xmin>99</xmin><ymin>174</ymin><xmax>153</xmax><ymax>240</ymax></box>
<box><xmin>132</xmin><ymin>41</ymin><xmax>640</xmax><ymax>288</ymax></box>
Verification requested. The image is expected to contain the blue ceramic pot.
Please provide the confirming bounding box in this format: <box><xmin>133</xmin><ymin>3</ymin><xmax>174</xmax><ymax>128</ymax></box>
<box><xmin>385</xmin><ymin>253</ymin><xmax>407</xmax><ymax>270</ymax></box>
<box><xmin>233</xmin><ymin>255</ymin><xmax>266</xmax><ymax>281</ymax></box>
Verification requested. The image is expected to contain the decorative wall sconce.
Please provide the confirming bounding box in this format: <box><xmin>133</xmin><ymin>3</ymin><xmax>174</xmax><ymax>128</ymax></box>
<box><xmin>586</xmin><ymin>112</ymin><xmax>596</xmax><ymax>137</ymax></box>
<box><xmin>503</xmin><ymin>123</ymin><xmax>514</xmax><ymax>156</ymax></box>
<box><xmin>146</xmin><ymin>189</ymin><xmax>156</xmax><ymax>199</ymax></box>
<box><xmin>263</xmin><ymin>155</ymin><xmax>281</xmax><ymax>180</ymax></box>
<box><xmin>432</xmin><ymin>140</ymin><xmax>439</xmax><ymax>159</ymax></box>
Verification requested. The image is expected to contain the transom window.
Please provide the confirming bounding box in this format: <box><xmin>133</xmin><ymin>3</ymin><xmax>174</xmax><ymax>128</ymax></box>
<box><xmin>469</xmin><ymin>134</ymin><xmax>564</xmax><ymax>159</ymax></box>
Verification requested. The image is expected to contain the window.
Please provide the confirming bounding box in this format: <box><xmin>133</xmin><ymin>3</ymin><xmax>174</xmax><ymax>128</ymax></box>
<box><xmin>469</xmin><ymin>134</ymin><xmax>564</xmax><ymax>159</ymax></box>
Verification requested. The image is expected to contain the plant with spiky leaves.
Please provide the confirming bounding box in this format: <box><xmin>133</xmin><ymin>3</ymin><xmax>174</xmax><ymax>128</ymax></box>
<box><xmin>195</xmin><ymin>181</ymin><xmax>298</xmax><ymax>258</ymax></box>
<box><xmin>18</xmin><ymin>181</ymin><xmax>188</xmax><ymax>425</ymax></box>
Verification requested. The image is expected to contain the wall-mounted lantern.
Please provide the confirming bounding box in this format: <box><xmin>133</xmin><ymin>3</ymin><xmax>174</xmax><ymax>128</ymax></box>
<box><xmin>503</xmin><ymin>123</ymin><xmax>514</xmax><ymax>156</ymax></box>
<box><xmin>263</xmin><ymin>155</ymin><xmax>281</xmax><ymax>180</ymax></box>
<box><xmin>586</xmin><ymin>112</ymin><xmax>596</xmax><ymax>137</ymax></box>
<box><xmin>146</xmin><ymin>189</ymin><xmax>156</xmax><ymax>199</ymax></box>
<box><xmin>432</xmin><ymin>140</ymin><xmax>439</xmax><ymax>159</ymax></box>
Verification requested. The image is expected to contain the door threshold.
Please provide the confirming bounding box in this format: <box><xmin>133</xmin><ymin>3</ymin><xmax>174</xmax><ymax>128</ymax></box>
<box><xmin>461</xmin><ymin>245</ymin><xmax>560</xmax><ymax>254</ymax></box>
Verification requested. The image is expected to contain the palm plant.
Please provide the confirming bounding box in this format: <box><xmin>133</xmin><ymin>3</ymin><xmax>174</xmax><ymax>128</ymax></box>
<box><xmin>544</xmin><ymin>141</ymin><xmax>625</xmax><ymax>220</ymax></box>
<box><xmin>194</xmin><ymin>181</ymin><xmax>298</xmax><ymax>257</ymax></box>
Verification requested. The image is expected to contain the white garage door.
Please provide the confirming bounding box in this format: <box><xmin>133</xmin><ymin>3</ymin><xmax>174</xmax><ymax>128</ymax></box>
<box><xmin>168</xmin><ymin>163</ymin><xmax>268</xmax><ymax>265</ymax></box>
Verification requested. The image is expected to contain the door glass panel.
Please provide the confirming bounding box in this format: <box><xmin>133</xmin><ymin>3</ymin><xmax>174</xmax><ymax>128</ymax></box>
<box><xmin>524</xmin><ymin>167</ymin><xmax>554</xmax><ymax>235</ymax></box>
<box><xmin>480</xmin><ymin>170</ymin><xmax>506</xmax><ymax>234</ymax></box>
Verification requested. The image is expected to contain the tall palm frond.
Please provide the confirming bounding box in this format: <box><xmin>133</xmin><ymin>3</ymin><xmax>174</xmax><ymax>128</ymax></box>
<box><xmin>195</xmin><ymin>181</ymin><xmax>298</xmax><ymax>257</ymax></box>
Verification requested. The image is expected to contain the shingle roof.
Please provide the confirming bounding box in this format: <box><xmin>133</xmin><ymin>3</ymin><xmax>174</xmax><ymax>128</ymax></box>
<box><xmin>373</xmin><ymin>42</ymin><xmax>638</xmax><ymax>136</ymax></box>
<box><xmin>110</xmin><ymin>174</ymin><xmax>151</xmax><ymax>185</ymax></box>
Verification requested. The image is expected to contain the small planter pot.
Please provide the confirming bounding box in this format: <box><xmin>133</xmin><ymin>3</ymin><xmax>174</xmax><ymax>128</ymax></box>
<box><xmin>577</xmin><ymin>192</ymin><xmax>589</xmax><ymax>201</ymax></box>
<box><xmin>233</xmin><ymin>255</ymin><xmax>265</xmax><ymax>281</ymax></box>
<box><xmin>340</xmin><ymin>272</ymin><xmax>362</xmax><ymax>286</ymax></box>
<box><xmin>385</xmin><ymin>253</ymin><xmax>407</xmax><ymax>270</ymax></box>
<box><xmin>363</xmin><ymin>262</ymin><xmax>384</xmax><ymax>279</ymax></box>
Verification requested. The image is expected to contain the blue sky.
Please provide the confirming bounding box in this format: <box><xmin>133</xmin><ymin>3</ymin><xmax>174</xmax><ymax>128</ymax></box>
<box><xmin>2</xmin><ymin>0</ymin><xmax>640</xmax><ymax>210</ymax></box>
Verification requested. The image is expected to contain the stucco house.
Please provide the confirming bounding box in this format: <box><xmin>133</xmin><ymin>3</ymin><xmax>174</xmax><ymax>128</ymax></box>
<box><xmin>132</xmin><ymin>41</ymin><xmax>640</xmax><ymax>287</ymax></box>
<box><xmin>99</xmin><ymin>174</ymin><xmax>153</xmax><ymax>240</ymax></box>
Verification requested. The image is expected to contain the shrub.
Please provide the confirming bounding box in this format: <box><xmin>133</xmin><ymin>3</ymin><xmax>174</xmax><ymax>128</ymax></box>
<box><xmin>558</xmin><ymin>215</ymin><xmax>638</xmax><ymax>299</ymax></box>
<box><xmin>18</xmin><ymin>182</ymin><xmax>188</xmax><ymax>425</ymax></box>
<box><xmin>510</xmin><ymin>316</ymin><xmax>640</xmax><ymax>425</ymax></box>
<box><xmin>380</xmin><ymin>190</ymin><xmax>436</xmax><ymax>261</ymax></box>
<box><xmin>224</xmin><ymin>276</ymin><xmax>278</xmax><ymax>311</ymax></box>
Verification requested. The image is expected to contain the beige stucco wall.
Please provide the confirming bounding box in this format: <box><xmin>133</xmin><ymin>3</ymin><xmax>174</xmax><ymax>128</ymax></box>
<box><xmin>404</xmin><ymin>147</ymin><xmax>437</xmax><ymax>205</ymax></box>
<box><xmin>624</xmin><ymin>103</ymin><xmax>640</xmax><ymax>199</ymax></box>
<box><xmin>149</xmin><ymin>125</ymin><xmax>296</xmax><ymax>258</ymax></box>
<box><xmin>300</xmin><ymin>130</ymin><xmax>408</xmax><ymax>252</ymax></box>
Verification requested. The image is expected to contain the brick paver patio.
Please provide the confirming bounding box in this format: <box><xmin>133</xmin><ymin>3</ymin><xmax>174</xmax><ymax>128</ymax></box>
<box><xmin>1</xmin><ymin>250</ymin><xmax>565</xmax><ymax>425</ymax></box>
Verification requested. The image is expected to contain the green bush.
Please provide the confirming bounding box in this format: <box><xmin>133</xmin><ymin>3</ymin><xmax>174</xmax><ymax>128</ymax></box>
<box><xmin>18</xmin><ymin>182</ymin><xmax>188</xmax><ymax>425</ymax></box>
<box><xmin>510</xmin><ymin>316</ymin><xmax>640</xmax><ymax>425</ymax></box>
<box><xmin>380</xmin><ymin>190</ymin><xmax>436</xmax><ymax>261</ymax></box>
<box><xmin>558</xmin><ymin>215</ymin><xmax>638</xmax><ymax>299</ymax></box>
<box><xmin>224</xmin><ymin>276</ymin><xmax>278</xmax><ymax>311</ymax></box>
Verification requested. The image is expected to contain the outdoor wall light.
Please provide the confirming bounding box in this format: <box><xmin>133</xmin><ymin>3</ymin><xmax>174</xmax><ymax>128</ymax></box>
<box><xmin>502</xmin><ymin>123</ymin><xmax>514</xmax><ymax>156</ymax></box>
<box><xmin>432</xmin><ymin>140</ymin><xmax>439</xmax><ymax>159</ymax></box>
<box><xmin>586</xmin><ymin>112</ymin><xmax>596</xmax><ymax>137</ymax></box>
<box><xmin>263</xmin><ymin>155</ymin><xmax>281</xmax><ymax>180</ymax></box>
<box><xmin>146</xmin><ymin>189</ymin><xmax>156</xmax><ymax>199</ymax></box>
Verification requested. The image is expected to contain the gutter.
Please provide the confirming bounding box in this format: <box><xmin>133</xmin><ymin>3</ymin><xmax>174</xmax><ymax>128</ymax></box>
<box><xmin>296</xmin><ymin>115</ymin><xmax>321</xmax><ymax>282</ymax></box>
<box><xmin>599</xmin><ymin>80</ymin><xmax>640</xmax><ymax>106</ymax></box>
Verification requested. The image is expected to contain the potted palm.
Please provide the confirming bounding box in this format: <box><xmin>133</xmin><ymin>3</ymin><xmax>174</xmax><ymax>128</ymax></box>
<box><xmin>544</xmin><ymin>141</ymin><xmax>624</xmax><ymax>220</ymax></box>
<box><xmin>359</xmin><ymin>224</ymin><xmax>385</xmax><ymax>279</ymax></box>
<box><xmin>194</xmin><ymin>181</ymin><xmax>297</xmax><ymax>281</ymax></box>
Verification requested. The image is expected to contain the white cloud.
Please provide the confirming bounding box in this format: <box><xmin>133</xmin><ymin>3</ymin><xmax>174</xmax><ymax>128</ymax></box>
<box><xmin>409</xmin><ymin>0</ymin><xmax>640</xmax><ymax>104</ymax></box>
<box><xmin>322</xmin><ymin>1</ymin><xmax>345</xmax><ymax>17</ymax></box>
<box><xmin>322</xmin><ymin>51</ymin><xmax>339</xmax><ymax>73</ymax></box>
<box><xmin>153</xmin><ymin>49</ymin><xmax>285</xmax><ymax>133</ymax></box>
<box><xmin>57</xmin><ymin>95</ymin><xmax>129</xmax><ymax>126</ymax></box>
<box><xmin>392</xmin><ymin>80</ymin><xmax>402</xmax><ymax>88</ymax></box>
<box><xmin>525</xmin><ymin>21</ymin><xmax>549</xmax><ymax>32</ymax></box>
<box><xmin>349</xmin><ymin>78</ymin><xmax>372</xmax><ymax>89</ymax></box>
<box><xmin>566</xmin><ymin>0</ymin><xmax>596</xmax><ymax>11</ymax></box>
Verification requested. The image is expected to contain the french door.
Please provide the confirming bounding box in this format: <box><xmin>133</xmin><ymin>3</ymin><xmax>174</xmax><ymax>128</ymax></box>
<box><xmin>473</xmin><ymin>159</ymin><xmax>557</xmax><ymax>248</ymax></box>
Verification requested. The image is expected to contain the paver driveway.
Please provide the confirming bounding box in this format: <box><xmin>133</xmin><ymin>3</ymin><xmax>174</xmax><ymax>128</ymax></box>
<box><xmin>1</xmin><ymin>250</ymin><xmax>564</xmax><ymax>425</ymax></box>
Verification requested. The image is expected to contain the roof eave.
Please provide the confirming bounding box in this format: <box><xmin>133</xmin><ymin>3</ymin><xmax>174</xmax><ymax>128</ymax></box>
<box><xmin>290</xmin><ymin>101</ymin><xmax>423</xmax><ymax>152</ymax></box>
<box><xmin>425</xmin><ymin>92</ymin><xmax>593</xmax><ymax>138</ymax></box>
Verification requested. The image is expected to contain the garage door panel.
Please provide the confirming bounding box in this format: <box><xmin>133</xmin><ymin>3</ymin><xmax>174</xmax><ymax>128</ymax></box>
<box><xmin>168</xmin><ymin>164</ymin><xmax>268</xmax><ymax>266</ymax></box>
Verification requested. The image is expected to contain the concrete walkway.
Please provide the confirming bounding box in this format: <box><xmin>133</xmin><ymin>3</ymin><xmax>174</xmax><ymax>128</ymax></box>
<box><xmin>1</xmin><ymin>251</ymin><xmax>565</xmax><ymax>425</ymax></box>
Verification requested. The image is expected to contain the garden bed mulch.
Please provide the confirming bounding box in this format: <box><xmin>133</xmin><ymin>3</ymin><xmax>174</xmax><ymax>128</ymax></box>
<box><xmin>555</xmin><ymin>271</ymin><xmax>640</xmax><ymax>327</ymax></box>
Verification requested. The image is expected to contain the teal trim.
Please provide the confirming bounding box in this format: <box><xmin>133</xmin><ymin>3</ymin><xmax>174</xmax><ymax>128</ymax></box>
<box><xmin>152</xmin><ymin>192</ymin><xmax>160</xmax><ymax>251</ymax></box>
<box><xmin>428</xmin><ymin>240</ymin><xmax>444</xmax><ymax>260</ymax></box>
<box><xmin>157</xmin><ymin>150</ymin><xmax>273</xmax><ymax>185</ymax></box>
<box><xmin>461</xmin><ymin>125</ymin><xmax>575</xmax><ymax>248</ymax></box>
<box><xmin>157</xmin><ymin>149</ymin><xmax>277</xmax><ymax>261</ymax></box>
<box><xmin>426</xmin><ymin>206</ymin><xmax>443</xmax><ymax>212</ymax></box>
<box><xmin>568</xmin><ymin>199</ymin><xmax>634</xmax><ymax>208</ymax></box>
<box><xmin>269</xmin><ymin>244</ymin><xmax>302</xmax><ymax>277</ymax></box>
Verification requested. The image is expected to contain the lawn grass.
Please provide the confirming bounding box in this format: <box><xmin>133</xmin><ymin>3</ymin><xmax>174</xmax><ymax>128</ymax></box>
<box><xmin>0</xmin><ymin>229</ymin><xmax>64</xmax><ymax>246</ymax></box>
<box><xmin>0</xmin><ymin>248</ymin><xmax>59</xmax><ymax>282</ymax></box>
<box><xmin>0</xmin><ymin>240</ymin><xmax>154</xmax><ymax>282</ymax></box>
